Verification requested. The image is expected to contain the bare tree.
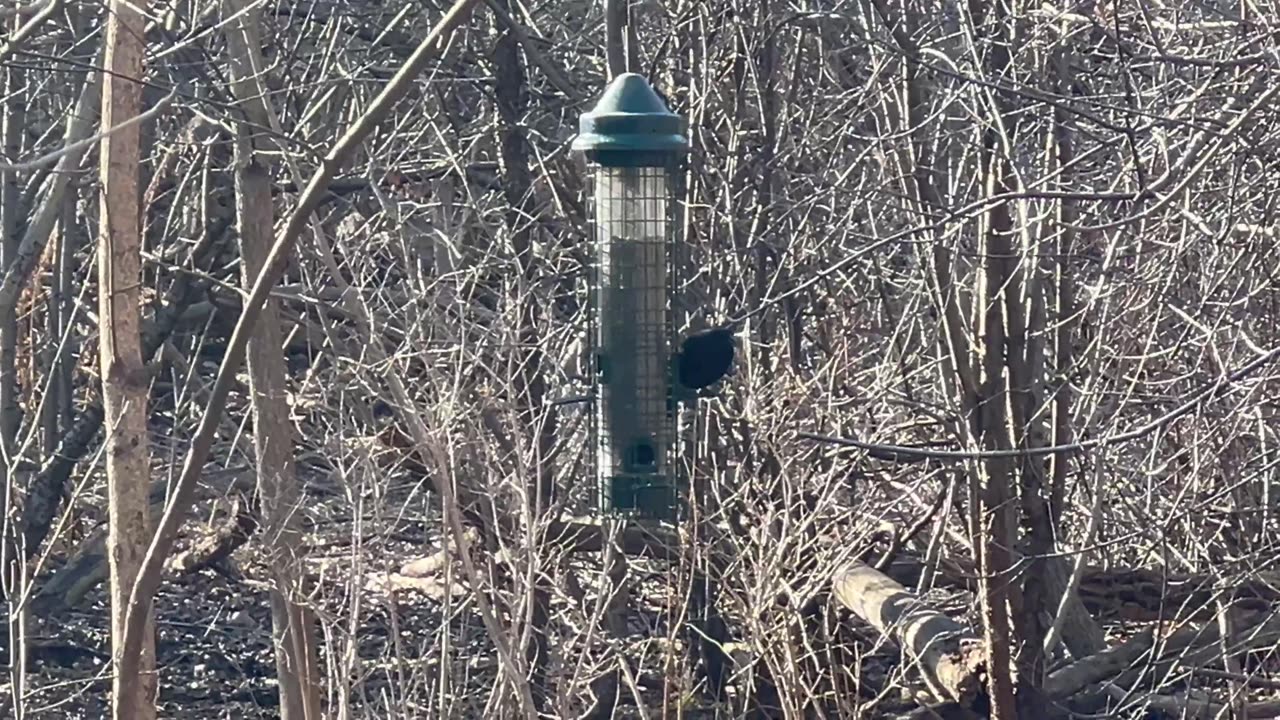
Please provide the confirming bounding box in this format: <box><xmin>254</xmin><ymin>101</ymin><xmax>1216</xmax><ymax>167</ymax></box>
<box><xmin>98</xmin><ymin>0</ymin><xmax>156</xmax><ymax>714</ymax></box>
<box><xmin>0</xmin><ymin>13</ymin><xmax>27</xmax><ymax>715</ymax></box>
<box><xmin>223</xmin><ymin>3</ymin><xmax>323</xmax><ymax>715</ymax></box>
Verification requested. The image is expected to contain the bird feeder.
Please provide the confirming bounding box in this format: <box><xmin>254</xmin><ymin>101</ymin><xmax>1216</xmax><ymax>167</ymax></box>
<box><xmin>573</xmin><ymin>73</ymin><xmax>689</xmax><ymax>520</ymax></box>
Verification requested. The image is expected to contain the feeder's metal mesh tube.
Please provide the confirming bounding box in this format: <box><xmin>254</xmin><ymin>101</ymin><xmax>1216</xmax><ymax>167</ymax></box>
<box><xmin>593</xmin><ymin>165</ymin><xmax>671</xmax><ymax>515</ymax></box>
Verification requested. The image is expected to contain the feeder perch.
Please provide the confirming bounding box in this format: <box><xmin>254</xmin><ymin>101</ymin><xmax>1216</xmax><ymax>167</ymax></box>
<box><xmin>573</xmin><ymin>73</ymin><xmax>689</xmax><ymax>520</ymax></box>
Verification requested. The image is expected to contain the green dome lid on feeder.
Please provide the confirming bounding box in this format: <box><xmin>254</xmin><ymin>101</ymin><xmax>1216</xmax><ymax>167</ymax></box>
<box><xmin>573</xmin><ymin>73</ymin><xmax>688</xmax><ymax>166</ymax></box>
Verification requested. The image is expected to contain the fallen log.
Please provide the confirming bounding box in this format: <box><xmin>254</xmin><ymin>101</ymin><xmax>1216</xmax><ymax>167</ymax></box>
<box><xmin>1043</xmin><ymin>629</ymin><xmax>1155</xmax><ymax>699</ymax></box>
<box><xmin>832</xmin><ymin>560</ymin><xmax>985</xmax><ymax>708</ymax></box>
<box><xmin>832</xmin><ymin>561</ymin><xmax>1280</xmax><ymax>719</ymax></box>
<box><xmin>881</xmin><ymin>553</ymin><xmax>1111</xmax><ymax>662</ymax></box>
<box><xmin>1108</xmin><ymin>609</ymin><xmax>1280</xmax><ymax>693</ymax></box>
<box><xmin>884</xmin><ymin>555</ymin><xmax>1280</xmax><ymax>623</ymax></box>
<box><xmin>165</xmin><ymin>495</ymin><xmax>258</xmax><ymax>576</ymax></box>
<box><xmin>32</xmin><ymin>467</ymin><xmax>254</xmax><ymax>614</ymax></box>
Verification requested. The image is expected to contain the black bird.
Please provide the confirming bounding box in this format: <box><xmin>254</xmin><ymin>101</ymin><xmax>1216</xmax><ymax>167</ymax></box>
<box><xmin>676</xmin><ymin>326</ymin><xmax>736</xmax><ymax>391</ymax></box>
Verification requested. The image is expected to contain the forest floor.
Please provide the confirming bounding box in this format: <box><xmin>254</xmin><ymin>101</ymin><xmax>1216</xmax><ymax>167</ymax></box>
<box><xmin>15</xmin><ymin>532</ymin><xmax>499</xmax><ymax>719</ymax></box>
<box><xmin>5</xmin><ymin>449</ymin><xmax>502</xmax><ymax>720</ymax></box>
<box><xmin>0</xmin><ymin>431</ymin><xmax>917</xmax><ymax>719</ymax></box>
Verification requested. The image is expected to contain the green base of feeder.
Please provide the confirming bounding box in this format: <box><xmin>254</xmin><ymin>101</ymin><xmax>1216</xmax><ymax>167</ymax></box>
<box><xmin>607</xmin><ymin>474</ymin><xmax>679</xmax><ymax>520</ymax></box>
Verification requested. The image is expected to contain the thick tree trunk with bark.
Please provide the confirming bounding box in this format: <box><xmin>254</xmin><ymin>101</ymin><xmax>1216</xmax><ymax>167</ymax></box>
<box><xmin>0</xmin><ymin>12</ymin><xmax>24</xmax><ymax>462</ymax></box>
<box><xmin>1</xmin><ymin>15</ymin><xmax>27</xmax><ymax>714</ymax></box>
<box><xmin>98</xmin><ymin>0</ymin><xmax>157</xmax><ymax>713</ymax></box>
<box><xmin>233</xmin><ymin>148</ymin><xmax>322</xmax><ymax>719</ymax></box>
<box><xmin>223</xmin><ymin>5</ymin><xmax>322</xmax><ymax>715</ymax></box>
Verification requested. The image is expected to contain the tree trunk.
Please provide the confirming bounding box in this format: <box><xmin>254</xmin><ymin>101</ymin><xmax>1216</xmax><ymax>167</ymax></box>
<box><xmin>222</xmin><ymin>4</ymin><xmax>322</xmax><ymax>716</ymax></box>
<box><xmin>0</xmin><ymin>9</ymin><xmax>24</xmax><ymax>463</ymax></box>
<box><xmin>0</xmin><ymin>12</ymin><xmax>27</xmax><ymax>713</ymax></box>
<box><xmin>98</xmin><ymin>0</ymin><xmax>157</xmax><ymax>713</ymax></box>
<box><xmin>232</xmin><ymin>151</ymin><xmax>321</xmax><ymax>720</ymax></box>
<box><xmin>492</xmin><ymin>4</ymin><xmax>554</xmax><ymax>709</ymax></box>
<box><xmin>965</xmin><ymin>3</ymin><xmax>1030</xmax><ymax>707</ymax></box>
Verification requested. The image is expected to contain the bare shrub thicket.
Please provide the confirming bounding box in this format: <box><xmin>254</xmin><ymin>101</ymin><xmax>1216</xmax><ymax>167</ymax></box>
<box><xmin>1</xmin><ymin>0</ymin><xmax>1279</xmax><ymax>718</ymax></box>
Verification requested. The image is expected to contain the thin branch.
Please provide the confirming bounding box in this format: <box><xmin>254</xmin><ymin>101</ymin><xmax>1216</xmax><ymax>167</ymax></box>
<box><xmin>0</xmin><ymin>87</ymin><xmax>176</xmax><ymax>175</ymax></box>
